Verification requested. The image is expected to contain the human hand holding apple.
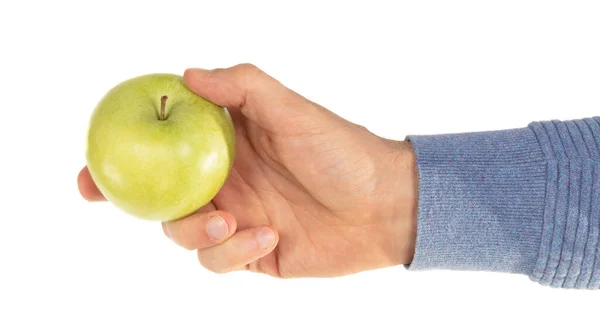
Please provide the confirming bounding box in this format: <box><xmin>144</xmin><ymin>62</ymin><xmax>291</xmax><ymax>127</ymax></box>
<box><xmin>79</xmin><ymin>64</ymin><xmax>418</xmax><ymax>277</ymax></box>
<box><xmin>85</xmin><ymin>74</ymin><xmax>235</xmax><ymax>222</ymax></box>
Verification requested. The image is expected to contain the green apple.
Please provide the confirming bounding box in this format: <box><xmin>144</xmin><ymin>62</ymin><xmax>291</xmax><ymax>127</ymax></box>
<box><xmin>86</xmin><ymin>73</ymin><xmax>235</xmax><ymax>221</ymax></box>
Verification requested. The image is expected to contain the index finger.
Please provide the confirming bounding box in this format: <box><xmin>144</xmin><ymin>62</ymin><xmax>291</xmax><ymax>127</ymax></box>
<box><xmin>77</xmin><ymin>166</ymin><xmax>106</xmax><ymax>201</ymax></box>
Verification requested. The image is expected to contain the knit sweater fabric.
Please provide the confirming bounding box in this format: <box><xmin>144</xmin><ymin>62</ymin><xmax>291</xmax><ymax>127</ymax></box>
<box><xmin>406</xmin><ymin>117</ymin><xmax>600</xmax><ymax>290</ymax></box>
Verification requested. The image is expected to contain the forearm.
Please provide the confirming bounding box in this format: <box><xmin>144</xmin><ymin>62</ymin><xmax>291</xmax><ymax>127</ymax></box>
<box><xmin>405</xmin><ymin>117</ymin><xmax>600</xmax><ymax>290</ymax></box>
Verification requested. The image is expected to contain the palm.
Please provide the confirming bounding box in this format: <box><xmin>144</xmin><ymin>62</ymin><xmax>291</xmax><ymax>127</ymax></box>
<box><xmin>212</xmin><ymin>109</ymin><xmax>399</xmax><ymax>277</ymax></box>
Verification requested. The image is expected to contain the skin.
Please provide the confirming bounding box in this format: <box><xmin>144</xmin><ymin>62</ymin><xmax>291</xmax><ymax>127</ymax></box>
<box><xmin>77</xmin><ymin>64</ymin><xmax>419</xmax><ymax>278</ymax></box>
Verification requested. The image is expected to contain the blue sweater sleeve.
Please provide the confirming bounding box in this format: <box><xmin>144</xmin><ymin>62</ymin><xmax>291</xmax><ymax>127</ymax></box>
<box><xmin>406</xmin><ymin>117</ymin><xmax>600</xmax><ymax>290</ymax></box>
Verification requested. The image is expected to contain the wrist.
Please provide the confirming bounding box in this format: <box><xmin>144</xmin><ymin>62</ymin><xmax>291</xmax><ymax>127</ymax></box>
<box><xmin>378</xmin><ymin>139</ymin><xmax>418</xmax><ymax>266</ymax></box>
<box><xmin>395</xmin><ymin>141</ymin><xmax>418</xmax><ymax>265</ymax></box>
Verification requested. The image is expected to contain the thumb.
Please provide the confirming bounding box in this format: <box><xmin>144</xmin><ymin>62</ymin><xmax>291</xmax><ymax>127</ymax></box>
<box><xmin>183</xmin><ymin>63</ymin><xmax>322</xmax><ymax>133</ymax></box>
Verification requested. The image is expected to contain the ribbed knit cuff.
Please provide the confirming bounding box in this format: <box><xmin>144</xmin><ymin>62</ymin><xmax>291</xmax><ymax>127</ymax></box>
<box><xmin>528</xmin><ymin>119</ymin><xmax>600</xmax><ymax>289</ymax></box>
<box><xmin>406</xmin><ymin>118</ymin><xmax>600</xmax><ymax>290</ymax></box>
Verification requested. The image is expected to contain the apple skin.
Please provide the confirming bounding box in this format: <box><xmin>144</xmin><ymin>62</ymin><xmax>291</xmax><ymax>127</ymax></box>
<box><xmin>86</xmin><ymin>73</ymin><xmax>235</xmax><ymax>222</ymax></box>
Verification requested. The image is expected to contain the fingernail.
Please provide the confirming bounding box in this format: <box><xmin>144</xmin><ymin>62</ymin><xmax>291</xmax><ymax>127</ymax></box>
<box><xmin>206</xmin><ymin>216</ymin><xmax>228</xmax><ymax>241</ymax></box>
<box><xmin>256</xmin><ymin>227</ymin><xmax>275</xmax><ymax>249</ymax></box>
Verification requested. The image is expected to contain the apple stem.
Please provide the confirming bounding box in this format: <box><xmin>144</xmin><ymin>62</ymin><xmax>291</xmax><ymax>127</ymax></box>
<box><xmin>160</xmin><ymin>95</ymin><xmax>168</xmax><ymax>121</ymax></box>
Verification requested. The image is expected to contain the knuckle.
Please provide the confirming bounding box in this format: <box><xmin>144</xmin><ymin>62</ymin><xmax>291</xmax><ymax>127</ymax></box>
<box><xmin>234</xmin><ymin>63</ymin><xmax>262</xmax><ymax>77</ymax></box>
<box><xmin>237</xmin><ymin>62</ymin><xmax>259</xmax><ymax>71</ymax></box>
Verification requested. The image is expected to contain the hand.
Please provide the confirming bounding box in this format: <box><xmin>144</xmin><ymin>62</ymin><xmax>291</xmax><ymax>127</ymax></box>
<box><xmin>77</xmin><ymin>64</ymin><xmax>418</xmax><ymax>278</ymax></box>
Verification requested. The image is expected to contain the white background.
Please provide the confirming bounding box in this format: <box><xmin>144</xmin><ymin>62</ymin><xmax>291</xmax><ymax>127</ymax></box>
<box><xmin>0</xmin><ymin>1</ymin><xmax>598</xmax><ymax>332</ymax></box>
